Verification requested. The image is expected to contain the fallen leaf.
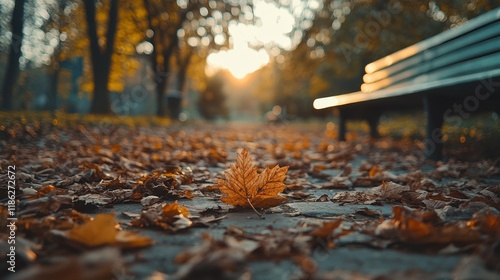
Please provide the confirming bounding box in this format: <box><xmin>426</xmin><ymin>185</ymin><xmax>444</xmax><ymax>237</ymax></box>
<box><xmin>76</xmin><ymin>193</ymin><xmax>113</xmax><ymax>207</ymax></box>
<box><xmin>174</xmin><ymin>233</ymin><xmax>247</xmax><ymax>280</ymax></box>
<box><xmin>309</xmin><ymin>220</ymin><xmax>343</xmax><ymax>238</ymax></box>
<box><xmin>131</xmin><ymin>201</ymin><xmax>193</xmax><ymax>231</ymax></box>
<box><xmin>10</xmin><ymin>247</ymin><xmax>122</xmax><ymax>280</ymax></box>
<box><xmin>218</xmin><ymin>148</ymin><xmax>289</xmax><ymax>209</ymax></box>
<box><xmin>79</xmin><ymin>162</ymin><xmax>106</xmax><ymax>182</ymax></box>
<box><xmin>68</xmin><ymin>214</ymin><xmax>116</xmax><ymax>246</ymax></box>
<box><xmin>115</xmin><ymin>230</ymin><xmax>155</xmax><ymax>248</ymax></box>
<box><xmin>372</xmin><ymin>181</ymin><xmax>410</xmax><ymax>199</ymax></box>
<box><xmin>355</xmin><ymin>207</ymin><xmax>380</xmax><ymax>218</ymax></box>
<box><xmin>386</xmin><ymin>206</ymin><xmax>482</xmax><ymax>245</ymax></box>
<box><xmin>141</xmin><ymin>195</ymin><xmax>161</xmax><ymax>206</ymax></box>
<box><xmin>468</xmin><ymin>211</ymin><xmax>500</xmax><ymax>238</ymax></box>
<box><xmin>163</xmin><ymin>200</ymin><xmax>190</xmax><ymax>219</ymax></box>
<box><xmin>315</xmin><ymin>194</ymin><xmax>330</xmax><ymax>202</ymax></box>
<box><xmin>67</xmin><ymin>213</ymin><xmax>153</xmax><ymax>248</ymax></box>
<box><xmin>285</xmin><ymin>191</ymin><xmax>311</xmax><ymax>199</ymax></box>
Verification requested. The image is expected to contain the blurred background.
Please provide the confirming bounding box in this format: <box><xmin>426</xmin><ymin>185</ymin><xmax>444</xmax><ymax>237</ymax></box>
<box><xmin>0</xmin><ymin>0</ymin><xmax>498</xmax><ymax>121</ymax></box>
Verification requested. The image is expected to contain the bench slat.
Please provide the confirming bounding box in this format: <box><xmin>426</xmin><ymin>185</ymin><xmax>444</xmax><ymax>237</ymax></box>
<box><xmin>405</xmin><ymin>51</ymin><xmax>500</xmax><ymax>85</ymax></box>
<box><xmin>362</xmin><ymin>36</ymin><xmax>500</xmax><ymax>92</ymax></box>
<box><xmin>313</xmin><ymin>68</ymin><xmax>500</xmax><ymax>109</ymax></box>
<box><xmin>363</xmin><ymin>21</ymin><xmax>500</xmax><ymax>85</ymax></box>
<box><xmin>364</xmin><ymin>8</ymin><xmax>500</xmax><ymax>74</ymax></box>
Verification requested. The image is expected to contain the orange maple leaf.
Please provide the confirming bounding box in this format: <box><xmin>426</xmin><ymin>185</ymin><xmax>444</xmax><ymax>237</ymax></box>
<box><xmin>218</xmin><ymin>148</ymin><xmax>288</xmax><ymax>209</ymax></box>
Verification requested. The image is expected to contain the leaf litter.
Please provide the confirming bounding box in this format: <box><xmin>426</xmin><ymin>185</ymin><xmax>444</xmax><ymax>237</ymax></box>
<box><xmin>1</xmin><ymin>120</ymin><xmax>499</xmax><ymax>279</ymax></box>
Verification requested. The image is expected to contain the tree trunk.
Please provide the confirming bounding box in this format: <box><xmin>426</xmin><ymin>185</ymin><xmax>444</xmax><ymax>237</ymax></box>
<box><xmin>169</xmin><ymin>52</ymin><xmax>191</xmax><ymax>119</ymax></box>
<box><xmin>46</xmin><ymin>65</ymin><xmax>60</xmax><ymax>112</ymax></box>
<box><xmin>144</xmin><ymin>1</ymin><xmax>190</xmax><ymax>117</ymax></box>
<box><xmin>155</xmin><ymin>74</ymin><xmax>167</xmax><ymax>117</ymax></box>
<box><xmin>178</xmin><ymin>49</ymin><xmax>192</xmax><ymax>94</ymax></box>
<box><xmin>178</xmin><ymin>65</ymin><xmax>188</xmax><ymax>95</ymax></box>
<box><xmin>143</xmin><ymin>0</ymin><xmax>167</xmax><ymax>117</ymax></box>
<box><xmin>1</xmin><ymin>0</ymin><xmax>25</xmax><ymax>111</ymax></box>
<box><xmin>91</xmin><ymin>69</ymin><xmax>112</xmax><ymax>114</ymax></box>
<box><xmin>83</xmin><ymin>0</ymin><xmax>118</xmax><ymax>115</ymax></box>
<box><xmin>155</xmin><ymin>49</ymin><xmax>174</xmax><ymax>117</ymax></box>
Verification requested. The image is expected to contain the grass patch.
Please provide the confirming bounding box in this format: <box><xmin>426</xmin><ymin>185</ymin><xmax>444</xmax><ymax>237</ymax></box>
<box><xmin>0</xmin><ymin>111</ymin><xmax>171</xmax><ymax>142</ymax></box>
<box><xmin>0</xmin><ymin>110</ymin><xmax>171</xmax><ymax>127</ymax></box>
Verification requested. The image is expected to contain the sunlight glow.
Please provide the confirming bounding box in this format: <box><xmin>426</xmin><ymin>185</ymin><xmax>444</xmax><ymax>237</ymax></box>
<box><xmin>205</xmin><ymin>0</ymin><xmax>295</xmax><ymax>79</ymax></box>
<box><xmin>207</xmin><ymin>47</ymin><xmax>269</xmax><ymax>79</ymax></box>
<box><xmin>252</xmin><ymin>1</ymin><xmax>295</xmax><ymax>49</ymax></box>
<box><xmin>136</xmin><ymin>41</ymin><xmax>154</xmax><ymax>55</ymax></box>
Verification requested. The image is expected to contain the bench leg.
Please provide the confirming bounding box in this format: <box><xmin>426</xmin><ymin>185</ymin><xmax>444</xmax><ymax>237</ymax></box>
<box><xmin>338</xmin><ymin>110</ymin><xmax>347</xmax><ymax>141</ymax></box>
<box><xmin>367</xmin><ymin>114</ymin><xmax>380</xmax><ymax>138</ymax></box>
<box><xmin>424</xmin><ymin>96</ymin><xmax>445</xmax><ymax>160</ymax></box>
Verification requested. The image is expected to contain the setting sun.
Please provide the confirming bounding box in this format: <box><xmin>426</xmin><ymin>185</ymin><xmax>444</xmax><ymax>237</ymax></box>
<box><xmin>205</xmin><ymin>0</ymin><xmax>296</xmax><ymax>79</ymax></box>
<box><xmin>206</xmin><ymin>46</ymin><xmax>269</xmax><ymax>79</ymax></box>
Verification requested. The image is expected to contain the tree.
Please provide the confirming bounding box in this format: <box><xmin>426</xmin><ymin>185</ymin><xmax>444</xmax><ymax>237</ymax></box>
<box><xmin>142</xmin><ymin>0</ymin><xmax>189</xmax><ymax>117</ymax></box>
<box><xmin>169</xmin><ymin>1</ymin><xmax>236</xmax><ymax>120</ymax></box>
<box><xmin>42</xmin><ymin>1</ymin><xmax>73</xmax><ymax>112</ymax></box>
<box><xmin>83</xmin><ymin>0</ymin><xmax>118</xmax><ymax>114</ymax></box>
<box><xmin>0</xmin><ymin>1</ymin><xmax>146</xmax><ymax>113</ymax></box>
<box><xmin>1</xmin><ymin>0</ymin><xmax>25</xmax><ymax>111</ymax></box>
<box><xmin>198</xmin><ymin>71</ymin><xmax>228</xmax><ymax>120</ymax></box>
<box><xmin>78</xmin><ymin>0</ymin><xmax>147</xmax><ymax>115</ymax></box>
<box><xmin>142</xmin><ymin>0</ymin><xmax>249</xmax><ymax>117</ymax></box>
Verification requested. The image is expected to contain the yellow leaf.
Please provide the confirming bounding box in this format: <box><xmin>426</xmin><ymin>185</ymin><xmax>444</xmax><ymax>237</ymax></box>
<box><xmin>218</xmin><ymin>148</ymin><xmax>289</xmax><ymax>209</ymax></box>
<box><xmin>69</xmin><ymin>214</ymin><xmax>117</xmax><ymax>247</ymax></box>
<box><xmin>163</xmin><ymin>200</ymin><xmax>190</xmax><ymax>218</ymax></box>
<box><xmin>68</xmin><ymin>213</ymin><xmax>153</xmax><ymax>248</ymax></box>
<box><xmin>115</xmin><ymin>231</ymin><xmax>154</xmax><ymax>248</ymax></box>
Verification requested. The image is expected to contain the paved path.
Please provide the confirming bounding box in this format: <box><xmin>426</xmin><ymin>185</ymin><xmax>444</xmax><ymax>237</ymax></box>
<box><xmin>2</xmin><ymin>122</ymin><xmax>499</xmax><ymax>280</ymax></box>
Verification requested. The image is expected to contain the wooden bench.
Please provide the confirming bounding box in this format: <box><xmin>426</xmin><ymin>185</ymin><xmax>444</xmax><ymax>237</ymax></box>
<box><xmin>313</xmin><ymin>8</ymin><xmax>500</xmax><ymax>160</ymax></box>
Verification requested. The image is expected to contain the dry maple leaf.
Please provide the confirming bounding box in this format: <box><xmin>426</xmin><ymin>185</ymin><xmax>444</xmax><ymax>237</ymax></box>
<box><xmin>218</xmin><ymin>148</ymin><xmax>288</xmax><ymax>209</ymax></box>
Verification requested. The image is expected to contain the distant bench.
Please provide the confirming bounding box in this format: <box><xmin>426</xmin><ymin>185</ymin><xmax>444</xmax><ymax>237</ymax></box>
<box><xmin>314</xmin><ymin>8</ymin><xmax>500</xmax><ymax>160</ymax></box>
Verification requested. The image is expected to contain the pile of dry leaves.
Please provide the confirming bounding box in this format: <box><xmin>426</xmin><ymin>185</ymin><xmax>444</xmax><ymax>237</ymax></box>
<box><xmin>0</xmin><ymin>121</ymin><xmax>499</xmax><ymax>279</ymax></box>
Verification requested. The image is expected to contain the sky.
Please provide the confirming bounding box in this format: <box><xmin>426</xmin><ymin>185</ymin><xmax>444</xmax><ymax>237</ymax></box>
<box><xmin>206</xmin><ymin>0</ymin><xmax>298</xmax><ymax>79</ymax></box>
